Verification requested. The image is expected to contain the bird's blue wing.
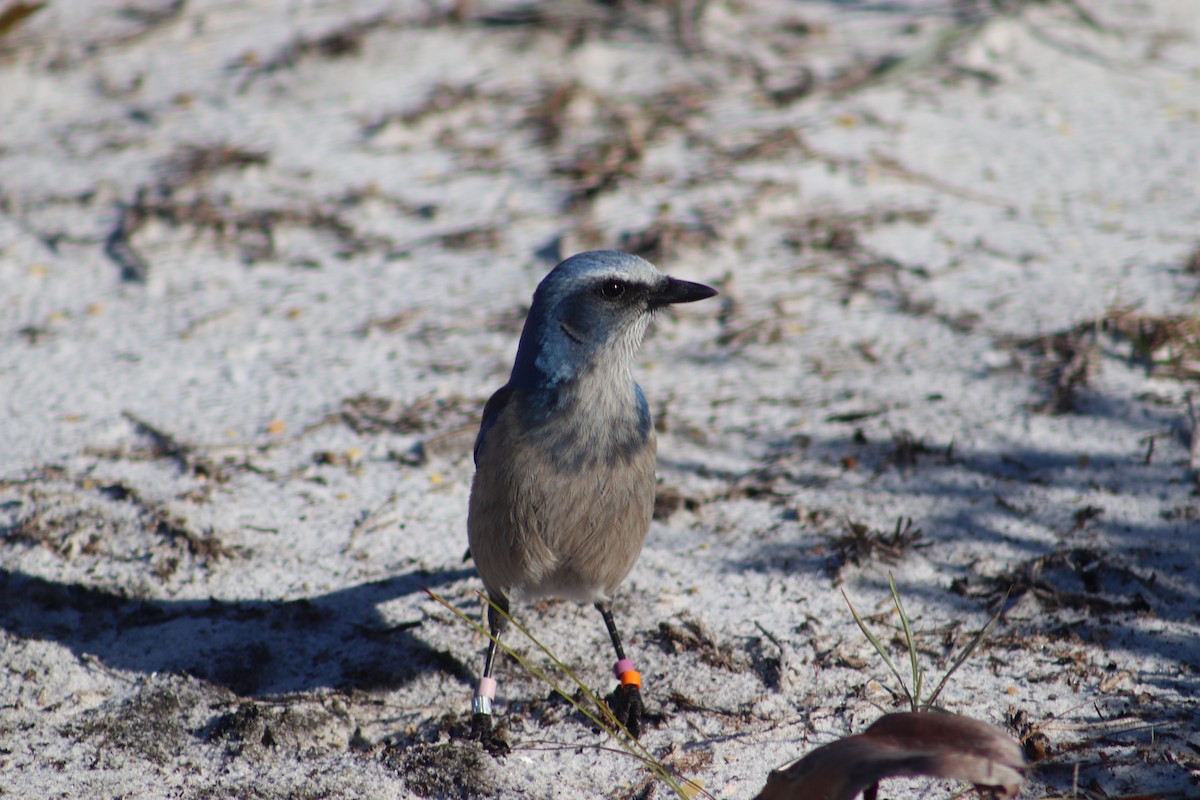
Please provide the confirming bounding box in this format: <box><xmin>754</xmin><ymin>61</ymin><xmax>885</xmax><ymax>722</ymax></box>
<box><xmin>474</xmin><ymin>385</ymin><xmax>513</xmax><ymax>466</ymax></box>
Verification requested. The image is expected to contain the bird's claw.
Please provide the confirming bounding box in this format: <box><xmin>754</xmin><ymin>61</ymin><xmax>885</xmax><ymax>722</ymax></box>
<box><xmin>608</xmin><ymin>684</ymin><xmax>643</xmax><ymax>738</ymax></box>
<box><xmin>469</xmin><ymin>713</ymin><xmax>510</xmax><ymax>756</ymax></box>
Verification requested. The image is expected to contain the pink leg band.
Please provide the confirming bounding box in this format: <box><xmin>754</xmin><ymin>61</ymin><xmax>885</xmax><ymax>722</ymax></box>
<box><xmin>613</xmin><ymin>659</ymin><xmax>635</xmax><ymax>680</ymax></box>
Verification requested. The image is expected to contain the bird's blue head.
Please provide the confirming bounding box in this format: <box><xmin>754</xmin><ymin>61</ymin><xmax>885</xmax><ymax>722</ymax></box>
<box><xmin>508</xmin><ymin>251</ymin><xmax>716</xmax><ymax>396</ymax></box>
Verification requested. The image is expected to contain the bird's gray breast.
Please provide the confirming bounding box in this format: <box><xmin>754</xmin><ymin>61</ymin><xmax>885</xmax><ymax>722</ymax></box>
<box><xmin>523</xmin><ymin>370</ymin><xmax>653</xmax><ymax>472</ymax></box>
<box><xmin>468</xmin><ymin>381</ymin><xmax>657</xmax><ymax>602</ymax></box>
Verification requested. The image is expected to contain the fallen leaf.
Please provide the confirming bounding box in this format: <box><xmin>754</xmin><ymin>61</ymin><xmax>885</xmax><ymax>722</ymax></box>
<box><xmin>754</xmin><ymin>711</ymin><xmax>1025</xmax><ymax>800</ymax></box>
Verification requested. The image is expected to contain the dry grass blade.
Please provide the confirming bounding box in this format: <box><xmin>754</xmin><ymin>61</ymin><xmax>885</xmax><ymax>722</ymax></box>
<box><xmin>1105</xmin><ymin>309</ymin><xmax>1200</xmax><ymax>381</ymax></box>
<box><xmin>424</xmin><ymin>589</ymin><xmax>710</xmax><ymax>800</ymax></box>
<box><xmin>0</xmin><ymin>1</ymin><xmax>44</xmax><ymax>39</ymax></box>
<box><xmin>752</xmin><ymin>711</ymin><xmax>1026</xmax><ymax>800</ymax></box>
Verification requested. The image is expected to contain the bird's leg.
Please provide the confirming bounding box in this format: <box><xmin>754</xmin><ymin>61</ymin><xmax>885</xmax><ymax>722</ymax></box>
<box><xmin>596</xmin><ymin>602</ymin><xmax>643</xmax><ymax>738</ymax></box>
<box><xmin>470</xmin><ymin>595</ymin><xmax>510</xmax><ymax>754</ymax></box>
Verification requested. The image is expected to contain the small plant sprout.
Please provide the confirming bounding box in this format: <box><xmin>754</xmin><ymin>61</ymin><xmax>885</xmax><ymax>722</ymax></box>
<box><xmin>842</xmin><ymin>573</ymin><xmax>1008</xmax><ymax>713</ymax></box>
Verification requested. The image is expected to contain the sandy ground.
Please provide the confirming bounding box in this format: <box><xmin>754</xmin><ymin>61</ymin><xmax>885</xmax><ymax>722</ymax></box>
<box><xmin>2</xmin><ymin>1</ymin><xmax>1199</xmax><ymax>797</ymax></box>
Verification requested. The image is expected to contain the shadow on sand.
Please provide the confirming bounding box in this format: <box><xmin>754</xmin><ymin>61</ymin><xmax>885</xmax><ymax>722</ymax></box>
<box><xmin>0</xmin><ymin>565</ymin><xmax>476</xmax><ymax>697</ymax></box>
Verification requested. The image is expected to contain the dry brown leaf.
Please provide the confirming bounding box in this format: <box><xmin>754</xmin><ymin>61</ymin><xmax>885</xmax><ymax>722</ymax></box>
<box><xmin>754</xmin><ymin>711</ymin><xmax>1025</xmax><ymax>800</ymax></box>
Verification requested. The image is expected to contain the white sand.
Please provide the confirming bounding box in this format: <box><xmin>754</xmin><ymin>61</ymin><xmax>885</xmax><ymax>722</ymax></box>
<box><xmin>2</xmin><ymin>1</ymin><xmax>1198</xmax><ymax>797</ymax></box>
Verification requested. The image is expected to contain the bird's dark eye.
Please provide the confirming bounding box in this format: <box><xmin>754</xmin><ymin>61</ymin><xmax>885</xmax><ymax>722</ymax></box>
<box><xmin>599</xmin><ymin>280</ymin><xmax>627</xmax><ymax>299</ymax></box>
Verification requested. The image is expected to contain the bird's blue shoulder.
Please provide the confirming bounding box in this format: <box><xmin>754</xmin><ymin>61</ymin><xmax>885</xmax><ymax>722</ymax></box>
<box><xmin>634</xmin><ymin>382</ymin><xmax>651</xmax><ymax>440</ymax></box>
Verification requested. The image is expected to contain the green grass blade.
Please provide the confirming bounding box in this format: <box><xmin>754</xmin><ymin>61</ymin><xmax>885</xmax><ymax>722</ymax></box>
<box><xmin>925</xmin><ymin>589</ymin><xmax>1009</xmax><ymax>709</ymax></box>
<box><xmin>842</xmin><ymin>588</ymin><xmax>913</xmax><ymax>708</ymax></box>
<box><xmin>888</xmin><ymin>573</ymin><xmax>923</xmax><ymax>712</ymax></box>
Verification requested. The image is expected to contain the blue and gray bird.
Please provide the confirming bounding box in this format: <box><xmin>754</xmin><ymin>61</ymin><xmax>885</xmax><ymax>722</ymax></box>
<box><xmin>467</xmin><ymin>250</ymin><xmax>716</xmax><ymax>748</ymax></box>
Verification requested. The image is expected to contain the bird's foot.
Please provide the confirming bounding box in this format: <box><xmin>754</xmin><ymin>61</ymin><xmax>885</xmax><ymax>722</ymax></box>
<box><xmin>468</xmin><ymin>712</ymin><xmax>510</xmax><ymax>756</ymax></box>
<box><xmin>607</xmin><ymin>684</ymin><xmax>643</xmax><ymax>738</ymax></box>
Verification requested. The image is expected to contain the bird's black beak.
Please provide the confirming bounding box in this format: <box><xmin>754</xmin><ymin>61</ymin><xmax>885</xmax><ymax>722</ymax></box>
<box><xmin>649</xmin><ymin>277</ymin><xmax>718</xmax><ymax>308</ymax></box>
